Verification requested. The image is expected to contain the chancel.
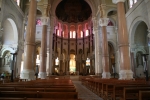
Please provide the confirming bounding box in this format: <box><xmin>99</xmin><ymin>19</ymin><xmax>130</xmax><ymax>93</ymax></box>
<box><xmin>0</xmin><ymin>0</ymin><xmax>150</xmax><ymax>100</ymax></box>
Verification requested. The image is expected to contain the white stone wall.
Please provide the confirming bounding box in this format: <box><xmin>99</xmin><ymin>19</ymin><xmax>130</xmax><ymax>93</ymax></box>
<box><xmin>0</xmin><ymin>0</ymin><xmax>24</xmax><ymax>76</ymax></box>
<box><xmin>126</xmin><ymin>0</ymin><xmax>150</xmax><ymax>77</ymax></box>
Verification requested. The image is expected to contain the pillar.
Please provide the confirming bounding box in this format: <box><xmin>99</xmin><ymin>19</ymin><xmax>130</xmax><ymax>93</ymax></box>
<box><xmin>113</xmin><ymin>0</ymin><xmax>133</xmax><ymax>80</ymax></box>
<box><xmin>48</xmin><ymin>16</ymin><xmax>55</xmax><ymax>76</ymax></box>
<box><xmin>92</xmin><ymin>17</ymin><xmax>102</xmax><ymax>76</ymax></box>
<box><xmin>39</xmin><ymin>17</ymin><xmax>49</xmax><ymax>79</ymax></box>
<box><xmin>99</xmin><ymin>4</ymin><xmax>111</xmax><ymax>79</ymax></box>
<box><xmin>20</xmin><ymin>0</ymin><xmax>40</xmax><ymax>80</ymax></box>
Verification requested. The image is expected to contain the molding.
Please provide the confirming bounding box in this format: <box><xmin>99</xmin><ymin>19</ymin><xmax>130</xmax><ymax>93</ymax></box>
<box><xmin>112</xmin><ymin>0</ymin><xmax>125</xmax><ymax>4</ymax></box>
<box><xmin>29</xmin><ymin>0</ymin><xmax>41</xmax><ymax>2</ymax></box>
<box><xmin>10</xmin><ymin>0</ymin><xmax>24</xmax><ymax>17</ymax></box>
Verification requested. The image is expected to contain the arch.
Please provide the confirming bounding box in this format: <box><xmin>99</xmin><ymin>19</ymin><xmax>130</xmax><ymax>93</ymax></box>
<box><xmin>70</xmin><ymin>49</ymin><xmax>75</xmax><ymax>54</ymax></box>
<box><xmin>129</xmin><ymin>16</ymin><xmax>149</xmax><ymax>45</ymax></box>
<box><xmin>0</xmin><ymin>47</ymin><xmax>16</xmax><ymax>58</ymax></box>
<box><xmin>106</xmin><ymin>8</ymin><xmax>117</xmax><ymax>16</ymax></box>
<box><xmin>135</xmin><ymin>48</ymin><xmax>146</xmax><ymax>55</ymax></box>
<box><xmin>24</xmin><ymin>7</ymin><xmax>42</xmax><ymax>17</ymax></box>
<box><xmin>2</xmin><ymin>16</ymin><xmax>18</xmax><ymax>47</ymax></box>
<box><xmin>108</xmin><ymin>40</ymin><xmax>117</xmax><ymax>51</ymax></box>
<box><xmin>107</xmin><ymin>8</ymin><xmax>117</xmax><ymax>26</ymax></box>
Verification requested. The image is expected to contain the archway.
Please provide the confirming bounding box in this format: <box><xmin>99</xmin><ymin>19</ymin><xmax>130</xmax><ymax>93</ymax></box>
<box><xmin>3</xmin><ymin>18</ymin><xmax>18</xmax><ymax>46</ymax></box>
<box><xmin>108</xmin><ymin>42</ymin><xmax>116</xmax><ymax>77</ymax></box>
<box><xmin>69</xmin><ymin>54</ymin><xmax>76</xmax><ymax>75</ymax></box>
<box><xmin>132</xmin><ymin>21</ymin><xmax>148</xmax><ymax>77</ymax></box>
<box><xmin>69</xmin><ymin>49</ymin><xmax>76</xmax><ymax>75</ymax></box>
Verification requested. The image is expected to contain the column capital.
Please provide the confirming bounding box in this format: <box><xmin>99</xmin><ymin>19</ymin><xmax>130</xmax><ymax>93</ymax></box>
<box><xmin>99</xmin><ymin>18</ymin><xmax>109</xmax><ymax>26</ymax></box>
<box><xmin>112</xmin><ymin>0</ymin><xmax>125</xmax><ymax>4</ymax></box>
<box><xmin>92</xmin><ymin>17</ymin><xmax>98</xmax><ymax>29</ymax></box>
<box><xmin>41</xmin><ymin>17</ymin><xmax>49</xmax><ymax>26</ymax></box>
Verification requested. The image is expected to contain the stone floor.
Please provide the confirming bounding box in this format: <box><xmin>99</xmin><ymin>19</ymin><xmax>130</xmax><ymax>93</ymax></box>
<box><xmin>73</xmin><ymin>81</ymin><xmax>103</xmax><ymax>100</ymax></box>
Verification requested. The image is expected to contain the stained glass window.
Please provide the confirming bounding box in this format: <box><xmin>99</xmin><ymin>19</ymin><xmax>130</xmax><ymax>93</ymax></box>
<box><xmin>86</xmin><ymin>30</ymin><xmax>89</xmax><ymax>36</ymax></box>
<box><xmin>36</xmin><ymin>19</ymin><xmax>42</xmax><ymax>25</ymax></box>
<box><xmin>81</xmin><ymin>31</ymin><xmax>83</xmax><ymax>38</ymax></box>
<box><xmin>73</xmin><ymin>31</ymin><xmax>76</xmax><ymax>38</ymax></box>
<box><xmin>70</xmin><ymin>31</ymin><xmax>72</xmax><ymax>38</ymax></box>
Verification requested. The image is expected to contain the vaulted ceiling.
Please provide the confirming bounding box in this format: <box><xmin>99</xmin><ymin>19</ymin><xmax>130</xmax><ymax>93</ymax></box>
<box><xmin>55</xmin><ymin>0</ymin><xmax>92</xmax><ymax>23</ymax></box>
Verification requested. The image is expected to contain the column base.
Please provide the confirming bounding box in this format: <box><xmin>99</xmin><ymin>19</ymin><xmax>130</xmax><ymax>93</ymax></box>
<box><xmin>39</xmin><ymin>72</ymin><xmax>47</xmax><ymax>79</ymax></box>
<box><xmin>20</xmin><ymin>69</ymin><xmax>35</xmax><ymax>80</ymax></box>
<box><xmin>102</xmin><ymin>72</ymin><xmax>111</xmax><ymax>79</ymax></box>
<box><xmin>119</xmin><ymin>70</ymin><xmax>133</xmax><ymax>80</ymax></box>
<box><xmin>95</xmin><ymin>73</ymin><xmax>102</xmax><ymax>77</ymax></box>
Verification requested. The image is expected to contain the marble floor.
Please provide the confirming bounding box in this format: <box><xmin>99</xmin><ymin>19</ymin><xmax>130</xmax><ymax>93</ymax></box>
<box><xmin>73</xmin><ymin>81</ymin><xmax>103</xmax><ymax>100</ymax></box>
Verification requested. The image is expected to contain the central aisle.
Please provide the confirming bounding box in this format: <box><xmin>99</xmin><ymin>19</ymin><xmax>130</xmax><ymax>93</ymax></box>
<box><xmin>73</xmin><ymin>81</ymin><xmax>103</xmax><ymax>100</ymax></box>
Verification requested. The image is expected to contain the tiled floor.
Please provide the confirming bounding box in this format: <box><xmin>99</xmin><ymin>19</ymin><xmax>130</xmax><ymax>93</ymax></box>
<box><xmin>73</xmin><ymin>81</ymin><xmax>103</xmax><ymax>100</ymax></box>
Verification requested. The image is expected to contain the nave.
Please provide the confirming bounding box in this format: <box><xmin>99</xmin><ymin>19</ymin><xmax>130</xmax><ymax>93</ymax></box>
<box><xmin>1</xmin><ymin>75</ymin><xmax>150</xmax><ymax>100</ymax></box>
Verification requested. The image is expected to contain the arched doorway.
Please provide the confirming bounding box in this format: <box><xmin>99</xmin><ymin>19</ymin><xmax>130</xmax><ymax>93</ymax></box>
<box><xmin>0</xmin><ymin>18</ymin><xmax>18</xmax><ymax>76</ymax></box>
<box><xmin>69</xmin><ymin>49</ymin><xmax>76</xmax><ymax>75</ymax></box>
<box><xmin>69</xmin><ymin>54</ymin><xmax>76</xmax><ymax>75</ymax></box>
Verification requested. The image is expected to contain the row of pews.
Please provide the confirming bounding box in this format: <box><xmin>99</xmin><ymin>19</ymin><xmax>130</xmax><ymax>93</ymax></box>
<box><xmin>0</xmin><ymin>77</ymin><xmax>81</xmax><ymax>100</ymax></box>
<box><xmin>80</xmin><ymin>76</ymin><xmax>150</xmax><ymax>100</ymax></box>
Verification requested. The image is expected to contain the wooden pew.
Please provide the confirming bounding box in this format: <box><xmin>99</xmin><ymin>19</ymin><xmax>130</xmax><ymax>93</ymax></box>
<box><xmin>37</xmin><ymin>92</ymin><xmax>78</xmax><ymax>99</ymax></box>
<box><xmin>102</xmin><ymin>80</ymin><xmax>149</xmax><ymax>100</ymax></box>
<box><xmin>0</xmin><ymin>98</ymin><xmax>82</xmax><ymax>100</ymax></box>
<box><xmin>45</xmin><ymin>88</ymin><xmax>76</xmax><ymax>92</ymax></box>
<box><xmin>16</xmin><ymin>87</ymin><xmax>76</xmax><ymax>92</ymax></box>
<box><xmin>122</xmin><ymin>87</ymin><xmax>150</xmax><ymax>100</ymax></box>
<box><xmin>0</xmin><ymin>91</ymin><xmax>37</xmax><ymax>98</ymax></box>
<box><xmin>0</xmin><ymin>91</ymin><xmax>78</xmax><ymax>99</ymax></box>
<box><xmin>139</xmin><ymin>90</ymin><xmax>150</xmax><ymax>100</ymax></box>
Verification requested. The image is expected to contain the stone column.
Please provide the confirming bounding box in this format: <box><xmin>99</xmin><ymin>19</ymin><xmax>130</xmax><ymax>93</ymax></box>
<box><xmin>48</xmin><ymin>15</ymin><xmax>55</xmax><ymax>75</ymax></box>
<box><xmin>113</xmin><ymin>0</ymin><xmax>133</xmax><ymax>80</ymax></box>
<box><xmin>92</xmin><ymin>17</ymin><xmax>98</xmax><ymax>75</ymax></box>
<box><xmin>92</xmin><ymin>17</ymin><xmax>102</xmax><ymax>76</ymax></box>
<box><xmin>39</xmin><ymin>17</ymin><xmax>49</xmax><ymax>79</ymax></box>
<box><xmin>20</xmin><ymin>0</ymin><xmax>40</xmax><ymax>80</ymax></box>
<box><xmin>99</xmin><ymin>4</ymin><xmax>111</xmax><ymax>79</ymax></box>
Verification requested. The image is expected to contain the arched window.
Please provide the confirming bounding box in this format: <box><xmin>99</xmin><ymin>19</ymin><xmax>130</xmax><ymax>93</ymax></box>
<box><xmin>81</xmin><ymin>31</ymin><xmax>83</xmax><ymax>38</ymax></box>
<box><xmin>57</xmin><ymin>30</ymin><xmax>60</xmax><ymax>36</ymax></box>
<box><xmin>86</xmin><ymin>30</ymin><xmax>89</xmax><ymax>36</ymax></box>
<box><xmin>129</xmin><ymin>0</ymin><xmax>138</xmax><ymax>8</ymax></box>
<box><xmin>17</xmin><ymin>0</ymin><xmax>20</xmax><ymax>6</ymax></box>
<box><xmin>62</xmin><ymin>31</ymin><xmax>64</xmax><ymax>37</ymax></box>
<box><xmin>70</xmin><ymin>31</ymin><xmax>72</xmax><ymax>38</ymax></box>
<box><xmin>55</xmin><ymin>57</ymin><xmax>59</xmax><ymax>65</ymax></box>
<box><xmin>36</xmin><ymin>19</ymin><xmax>42</xmax><ymax>25</ymax></box>
<box><xmin>73</xmin><ymin>31</ymin><xmax>76</xmax><ymax>38</ymax></box>
<box><xmin>14</xmin><ymin>0</ymin><xmax>20</xmax><ymax>6</ymax></box>
<box><xmin>86</xmin><ymin>58</ymin><xmax>90</xmax><ymax>66</ymax></box>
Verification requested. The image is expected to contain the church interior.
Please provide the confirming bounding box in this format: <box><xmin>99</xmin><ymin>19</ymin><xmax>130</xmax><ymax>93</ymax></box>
<box><xmin>0</xmin><ymin>0</ymin><xmax>150</xmax><ymax>100</ymax></box>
